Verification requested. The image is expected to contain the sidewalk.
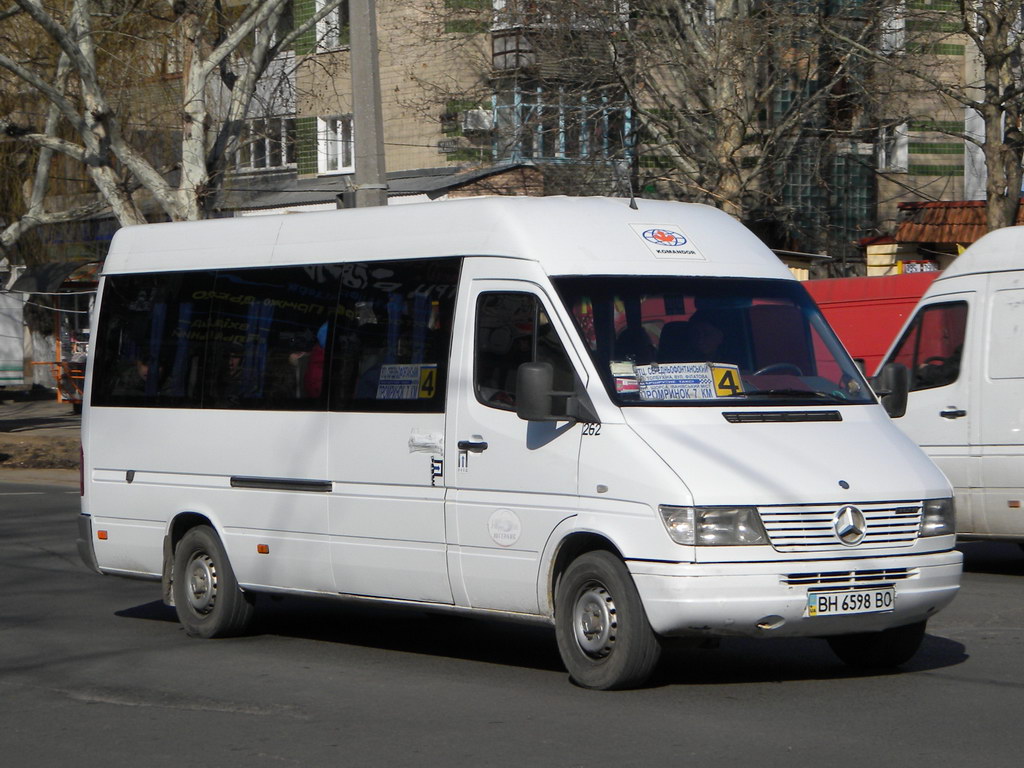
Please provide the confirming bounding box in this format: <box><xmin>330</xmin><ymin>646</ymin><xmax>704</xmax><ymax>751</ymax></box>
<box><xmin>0</xmin><ymin>390</ymin><xmax>81</xmax><ymax>474</ymax></box>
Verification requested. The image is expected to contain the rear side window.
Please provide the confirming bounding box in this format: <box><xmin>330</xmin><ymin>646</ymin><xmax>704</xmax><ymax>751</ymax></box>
<box><xmin>92</xmin><ymin>258</ymin><xmax>460</xmax><ymax>412</ymax></box>
<box><xmin>329</xmin><ymin>259</ymin><xmax>460</xmax><ymax>413</ymax></box>
<box><xmin>91</xmin><ymin>273</ymin><xmax>214</xmax><ymax>407</ymax></box>
<box><xmin>888</xmin><ymin>301</ymin><xmax>967</xmax><ymax>390</ymax></box>
<box><xmin>202</xmin><ymin>267</ymin><xmax>336</xmax><ymax>410</ymax></box>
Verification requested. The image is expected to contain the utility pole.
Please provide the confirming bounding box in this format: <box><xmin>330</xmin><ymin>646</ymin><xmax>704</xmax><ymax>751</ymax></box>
<box><xmin>349</xmin><ymin>0</ymin><xmax>388</xmax><ymax>207</ymax></box>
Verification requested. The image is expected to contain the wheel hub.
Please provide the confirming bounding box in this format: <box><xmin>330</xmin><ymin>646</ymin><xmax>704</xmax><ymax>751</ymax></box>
<box><xmin>572</xmin><ymin>583</ymin><xmax>617</xmax><ymax>658</ymax></box>
<box><xmin>185</xmin><ymin>553</ymin><xmax>218</xmax><ymax>615</ymax></box>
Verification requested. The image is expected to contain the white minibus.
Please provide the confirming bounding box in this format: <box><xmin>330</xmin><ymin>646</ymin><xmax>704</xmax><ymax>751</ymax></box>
<box><xmin>879</xmin><ymin>225</ymin><xmax>1024</xmax><ymax>548</ymax></box>
<box><xmin>78</xmin><ymin>196</ymin><xmax>961</xmax><ymax>689</ymax></box>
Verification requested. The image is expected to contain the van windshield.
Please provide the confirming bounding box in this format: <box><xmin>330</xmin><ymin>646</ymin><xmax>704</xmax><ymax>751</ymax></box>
<box><xmin>553</xmin><ymin>276</ymin><xmax>874</xmax><ymax>406</ymax></box>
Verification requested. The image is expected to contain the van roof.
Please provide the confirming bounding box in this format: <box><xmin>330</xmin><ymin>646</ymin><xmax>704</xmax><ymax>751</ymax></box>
<box><xmin>940</xmin><ymin>224</ymin><xmax>1024</xmax><ymax>280</ymax></box>
<box><xmin>102</xmin><ymin>196</ymin><xmax>792</xmax><ymax>280</ymax></box>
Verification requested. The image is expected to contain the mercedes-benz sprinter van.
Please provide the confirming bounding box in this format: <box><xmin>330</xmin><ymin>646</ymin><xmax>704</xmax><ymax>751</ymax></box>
<box><xmin>78</xmin><ymin>196</ymin><xmax>961</xmax><ymax>689</ymax></box>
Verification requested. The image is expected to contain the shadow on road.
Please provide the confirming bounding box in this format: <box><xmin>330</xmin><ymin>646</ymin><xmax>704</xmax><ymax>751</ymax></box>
<box><xmin>655</xmin><ymin>632</ymin><xmax>966</xmax><ymax>687</ymax></box>
<box><xmin>959</xmin><ymin>541</ymin><xmax>1024</xmax><ymax>577</ymax></box>
<box><xmin>115</xmin><ymin>594</ymin><xmax>968</xmax><ymax>687</ymax></box>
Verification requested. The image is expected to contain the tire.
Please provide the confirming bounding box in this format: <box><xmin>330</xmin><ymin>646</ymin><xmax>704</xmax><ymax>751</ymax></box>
<box><xmin>172</xmin><ymin>525</ymin><xmax>254</xmax><ymax>638</ymax></box>
<box><xmin>826</xmin><ymin>620</ymin><xmax>927</xmax><ymax>669</ymax></box>
<box><xmin>554</xmin><ymin>550</ymin><xmax>661</xmax><ymax>690</ymax></box>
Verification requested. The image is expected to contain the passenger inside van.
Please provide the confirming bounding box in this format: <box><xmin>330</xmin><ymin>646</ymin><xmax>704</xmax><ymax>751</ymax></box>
<box><xmin>657</xmin><ymin>313</ymin><xmax>725</xmax><ymax>363</ymax></box>
<box><xmin>614</xmin><ymin>325</ymin><xmax>656</xmax><ymax>365</ymax></box>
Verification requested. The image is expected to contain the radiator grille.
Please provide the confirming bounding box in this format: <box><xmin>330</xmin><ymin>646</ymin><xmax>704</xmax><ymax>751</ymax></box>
<box><xmin>760</xmin><ymin>502</ymin><xmax>922</xmax><ymax>552</ymax></box>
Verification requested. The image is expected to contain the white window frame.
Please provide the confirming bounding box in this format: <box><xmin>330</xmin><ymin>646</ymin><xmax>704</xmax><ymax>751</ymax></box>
<box><xmin>317</xmin><ymin>0</ymin><xmax>350</xmax><ymax>51</ymax></box>
<box><xmin>318</xmin><ymin>115</ymin><xmax>354</xmax><ymax>174</ymax></box>
<box><xmin>235</xmin><ymin>117</ymin><xmax>297</xmax><ymax>173</ymax></box>
<box><xmin>879</xmin><ymin>122</ymin><xmax>908</xmax><ymax>173</ymax></box>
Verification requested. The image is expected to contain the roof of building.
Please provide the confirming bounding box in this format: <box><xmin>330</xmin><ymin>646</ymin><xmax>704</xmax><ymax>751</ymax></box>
<box><xmin>219</xmin><ymin>163</ymin><xmax>541</xmax><ymax>211</ymax></box>
<box><xmin>894</xmin><ymin>199</ymin><xmax>1024</xmax><ymax>245</ymax></box>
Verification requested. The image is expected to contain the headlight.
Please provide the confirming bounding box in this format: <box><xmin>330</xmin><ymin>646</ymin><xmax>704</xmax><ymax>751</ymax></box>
<box><xmin>920</xmin><ymin>497</ymin><xmax>956</xmax><ymax>537</ymax></box>
<box><xmin>658</xmin><ymin>505</ymin><xmax>769</xmax><ymax>546</ymax></box>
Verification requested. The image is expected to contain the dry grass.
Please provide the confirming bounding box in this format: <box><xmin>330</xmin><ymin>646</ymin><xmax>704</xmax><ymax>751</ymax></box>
<box><xmin>0</xmin><ymin>434</ymin><xmax>80</xmax><ymax>469</ymax></box>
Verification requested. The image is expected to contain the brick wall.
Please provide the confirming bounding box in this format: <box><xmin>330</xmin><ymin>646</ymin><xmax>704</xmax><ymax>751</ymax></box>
<box><xmin>293</xmin><ymin>2</ymin><xmax>488</xmax><ymax>177</ymax></box>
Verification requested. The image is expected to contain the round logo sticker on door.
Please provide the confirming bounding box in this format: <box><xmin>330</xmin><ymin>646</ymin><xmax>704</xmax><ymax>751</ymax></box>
<box><xmin>488</xmin><ymin>508</ymin><xmax>522</xmax><ymax>547</ymax></box>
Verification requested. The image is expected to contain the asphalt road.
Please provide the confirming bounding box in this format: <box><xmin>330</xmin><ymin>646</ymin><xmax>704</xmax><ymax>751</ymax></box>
<box><xmin>1</xmin><ymin>476</ymin><xmax>1021</xmax><ymax>767</ymax></box>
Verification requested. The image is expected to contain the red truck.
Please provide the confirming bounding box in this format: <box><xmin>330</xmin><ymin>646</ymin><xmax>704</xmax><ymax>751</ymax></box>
<box><xmin>803</xmin><ymin>272</ymin><xmax>939</xmax><ymax>376</ymax></box>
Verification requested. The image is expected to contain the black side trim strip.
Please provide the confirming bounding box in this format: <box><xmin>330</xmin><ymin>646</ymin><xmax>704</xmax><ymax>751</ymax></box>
<box><xmin>230</xmin><ymin>476</ymin><xmax>333</xmax><ymax>493</ymax></box>
<box><xmin>722</xmin><ymin>410</ymin><xmax>842</xmax><ymax>423</ymax></box>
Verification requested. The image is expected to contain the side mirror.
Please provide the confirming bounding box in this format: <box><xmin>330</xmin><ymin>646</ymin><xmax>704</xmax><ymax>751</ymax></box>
<box><xmin>516</xmin><ymin>362</ymin><xmax>556</xmax><ymax>421</ymax></box>
<box><xmin>515</xmin><ymin>362</ymin><xmax>599</xmax><ymax>424</ymax></box>
<box><xmin>873</xmin><ymin>362</ymin><xmax>909</xmax><ymax>419</ymax></box>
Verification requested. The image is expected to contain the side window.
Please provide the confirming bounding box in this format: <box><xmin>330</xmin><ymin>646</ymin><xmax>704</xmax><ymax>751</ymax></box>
<box><xmin>888</xmin><ymin>301</ymin><xmax>968</xmax><ymax>391</ymax></box>
<box><xmin>475</xmin><ymin>292</ymin><xmax>574</xmax><ymax>410</ymax></box>
<box><xmin>329</xmin><ymin>258</ymin><xmax>459</xmax><ymax>413</ymax></box>
<box><xmin>203</xmin><ymin>267</ymin><xmax>339</xmax><ymax>410</ymax></box>
<box><xmin>91</xmin><ymin>272</ymin><xmax>213</xmax><ymax>407</ymax></box>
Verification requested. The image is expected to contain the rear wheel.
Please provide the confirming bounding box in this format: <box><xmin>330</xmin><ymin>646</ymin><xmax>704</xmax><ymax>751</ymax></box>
<box><xmin>172</xmin><ymin>525</ymin><xmax>254</xmax><ymax>638</ymax></box>
<box><xmin>827</xmin><ymin>620</ymin><xmax>926</xmax><ymax>669</ymax></box>
<box><xmin>554</xmin><ymin>550</ymin><xmax>661</xmax><ymax>690</ymax></box>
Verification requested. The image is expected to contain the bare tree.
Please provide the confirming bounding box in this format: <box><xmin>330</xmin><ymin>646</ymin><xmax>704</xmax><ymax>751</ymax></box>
<box><xmin>0</xmin><ymin>0</ymin><xmax>345</xmax><ymax>262</ymax></box>
<box><xmin>827</xmin><ymin>0</ymin><xmax>1024</xmax><ymax>232</ymax></box>
<box><xmin>414</xmin><ymin>1</ymin><xmax>882</xmax><ymax>259</ymax></box>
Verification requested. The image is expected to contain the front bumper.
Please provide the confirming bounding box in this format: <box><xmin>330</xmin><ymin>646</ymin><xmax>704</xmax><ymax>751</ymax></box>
<box><xmin>629</xmin><ymin>549</ymin><xmax>962</xmax><ymax>638</ymax></box>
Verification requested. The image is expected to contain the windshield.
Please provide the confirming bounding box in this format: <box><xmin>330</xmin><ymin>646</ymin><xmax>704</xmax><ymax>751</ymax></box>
<box><xmin>553</xmin><ymin>276</ymin><xmax>873</xmax><ymax>407</ymax></box>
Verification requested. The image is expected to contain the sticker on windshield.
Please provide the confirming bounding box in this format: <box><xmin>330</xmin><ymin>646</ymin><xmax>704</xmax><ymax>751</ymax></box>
<box><xmin>610</xmin><ymin>361</ymin><xmax>639</xmax><ymax>394</ymax></box>
<box><xmin>711</xmin><ymin>364</ymin><xmax>744</xmax><ymax>397</ymax></box>
<box><xmin>629</xmin><ymin>224</ymin><xmax>707</xmax><ymax>260</ymax></box>
<box><xmin>635</xmin><ymin>363</ymin><xmax>743</xmax><ymax>401</ymax></box>
<box><xmin>376</xmin><ymin>363</ymin><xmax>438</xmax><ymax>400</ymax></box>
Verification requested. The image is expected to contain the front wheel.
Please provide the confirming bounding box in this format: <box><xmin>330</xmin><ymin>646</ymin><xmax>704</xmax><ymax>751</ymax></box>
<box><xmin>554</xmin><ymin>550</ymin><xmax>661</xmax><ymax>690</ymax></box>
<box><xmin>172</xmin><ymin>525</ymin><xmax>254</xmax><ymax>638</ymax></box>
<box><xmin>826</xmin><ymin>620</ymin><xmax>926</xmax><ymax>669</ymax></box>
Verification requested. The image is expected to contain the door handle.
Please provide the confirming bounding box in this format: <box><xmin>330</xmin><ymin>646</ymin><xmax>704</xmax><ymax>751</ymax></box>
<box><xmin>940</xmin><ymin>408</ymin><xmax>966</xmax><ymax>419</ymax></box>
<box><xmin>458</xmin><ymin>439</ymin><xmax>489</xmax><ymax>453</ymax></box>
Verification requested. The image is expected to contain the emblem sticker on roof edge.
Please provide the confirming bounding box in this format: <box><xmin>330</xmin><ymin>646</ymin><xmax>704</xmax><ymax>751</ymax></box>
<box><xmin>630</xmin><ymin>223</ymin><xmax>707</xmax><ymax>260</ymax></box>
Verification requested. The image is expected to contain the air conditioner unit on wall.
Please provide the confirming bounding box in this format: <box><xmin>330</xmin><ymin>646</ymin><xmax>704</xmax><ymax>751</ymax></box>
<box><xmin>459</xmin><ymin>109</ymin><xmax>494</xmax><ymax>134</ymax></box>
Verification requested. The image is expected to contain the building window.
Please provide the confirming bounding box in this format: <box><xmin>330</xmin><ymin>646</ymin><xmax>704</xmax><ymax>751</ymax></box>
<box><xmin>492</xmin><ymin>0</ymin><xmax>629</xmax><ymax>31</ymax></box>
<box><xmin>318</xmin><ymin>0</ymin><xmax>350</xmax><ymax>50</ymax></box>
<box><xmin>880</xmin><ymin>1</ymin><xmax>906</xmax><ymax>55</ymax></box>
<box><xmin>494</xmin><ymin>83</ymin><xmax>628</xmax><ymax>162</ymax></box>
<box><xmin>492</xmin><ymin>31</ymin><xmax>534</xmax><ymax>69</ymax></box>
<box><xmin>879</xmin><ymin>123</ymin><xmax>908</xmax><ymax>172</ymax></box>
<box><xmin>235</xmin><ymin>118</ymin><xmax>296</xmax><ymax>172</ymax></box>
<box><xmin>318</xmin><ymin>115</ymin><xmax>354</xmax><ymax>174</ymax></box>
<box><xmin>256</xmin><ymin>0</ymin><xmax>294</xmax><ymax>49</ymax></box>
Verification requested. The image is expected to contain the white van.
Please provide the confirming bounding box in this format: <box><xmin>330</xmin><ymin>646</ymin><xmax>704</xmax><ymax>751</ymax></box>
<box><xmin>78</xmin><ymin>196</ymin><xmax>961</xmax><ymax>689</ymax></box>
<box><xmin>879</xmin><ymin>225</ymin><xmax>1024</xmax><ymax>548</ymax></box>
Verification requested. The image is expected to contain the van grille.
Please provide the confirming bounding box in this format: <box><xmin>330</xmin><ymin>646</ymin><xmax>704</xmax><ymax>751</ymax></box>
<box><xmin>759</xmin><ymin>502</ymin><xmax>922</xmax><ymax>552</ymax></box>
<box><xmin>782</xmin><ymin>567</ymin><xmax>917</xmax><ymax>588</ymax></box>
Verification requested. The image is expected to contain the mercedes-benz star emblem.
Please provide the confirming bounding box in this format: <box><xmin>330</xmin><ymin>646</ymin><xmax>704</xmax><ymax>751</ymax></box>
<box><xmin>834</xmin><ymin>505</ymin><xmax>867</xmax><ymax>545</ymax></box>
